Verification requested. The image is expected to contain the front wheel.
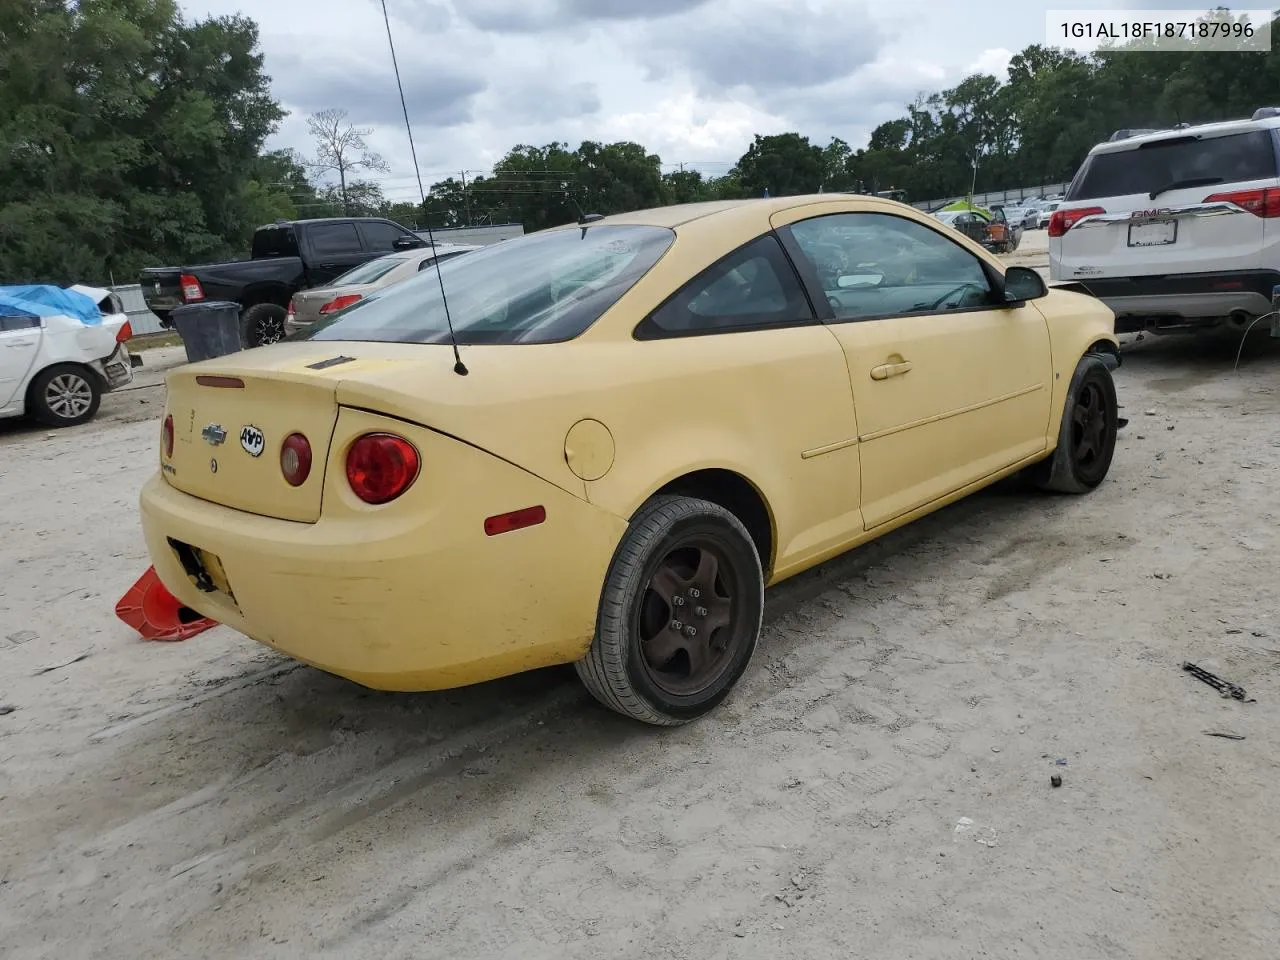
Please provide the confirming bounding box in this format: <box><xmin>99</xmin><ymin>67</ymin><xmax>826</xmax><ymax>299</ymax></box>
<box><xmin>576</xmin><ymin>496</ymin><xmax>764</xmax><ymax>726</ymax></box>
<box><xmin>1032</xmin><ymin>354</ymin><xmax>1118</xmax><ymax>493</ymax></box>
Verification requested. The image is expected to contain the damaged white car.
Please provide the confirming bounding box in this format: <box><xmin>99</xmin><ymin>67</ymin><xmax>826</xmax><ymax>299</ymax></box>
<box><xmin>0</xmin><ymin>284</ymin><xmax>134</xmax><ymax>427</ymax></box>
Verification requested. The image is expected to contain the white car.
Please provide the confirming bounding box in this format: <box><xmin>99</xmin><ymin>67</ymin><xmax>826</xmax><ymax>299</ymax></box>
<box><xmin>0</xmin><ymin>285</ymin><xmax>134</xmax><ymax>427</ymax></box>
<box><xmin>1037</xmin><ymin>201</ymin><xmax>1060</xmax><ymax>229</ymax></box>
<box><xmin>1048</xmin><ymin>107</ymin><xmax>1280</xmax><ymax>335</ymax></box>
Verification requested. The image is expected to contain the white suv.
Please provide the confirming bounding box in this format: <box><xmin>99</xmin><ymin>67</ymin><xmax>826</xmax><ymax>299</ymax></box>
<box><xmin>1048</xmin><ymin>109</ymin><xmax>1280</xmax><ymax>335</ymax></box>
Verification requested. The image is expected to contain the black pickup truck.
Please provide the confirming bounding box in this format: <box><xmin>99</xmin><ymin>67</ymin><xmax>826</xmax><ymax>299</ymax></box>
<box><xmin>139</xmin><ymin>217</ymin><xmax>427</xmax><ymax>347</ymax></box>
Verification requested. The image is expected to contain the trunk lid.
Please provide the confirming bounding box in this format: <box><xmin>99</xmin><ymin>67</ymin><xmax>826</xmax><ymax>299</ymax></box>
<box><xmin>161</xmin><ymin>350</ymin><xmax>409</xmax><ymax>522</ymax></box>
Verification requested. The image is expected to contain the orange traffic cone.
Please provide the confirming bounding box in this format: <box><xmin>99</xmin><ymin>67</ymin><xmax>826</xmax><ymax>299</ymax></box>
<box><xmin>115</xmin><ymin>566</ymin><xmax>219</xmax><ymax>642</ymax></box>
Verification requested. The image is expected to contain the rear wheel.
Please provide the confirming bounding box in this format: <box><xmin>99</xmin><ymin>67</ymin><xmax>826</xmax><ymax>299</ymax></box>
<box><xmin>576</xmin><ymin>496</ymin><xmax>764</xmax><ymax>726</ymax></box>
<box><xmin>28</xmin><ymin>364</ymin><xmax>101</xmax><ymax>427</ymax></box>
<box><xmin>1032</xmin><ymin>354</ymin><xmax>1118</xmax><ymax>493</ymax></box>
<box><xmin>240</xmin><ymin>303</ymin><xmax>287</xmax><ymax>348</ymax></box>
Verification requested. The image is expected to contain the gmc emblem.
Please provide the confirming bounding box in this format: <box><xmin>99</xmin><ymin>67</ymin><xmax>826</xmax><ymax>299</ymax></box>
<box><xmin>1131</xmin><ymin>208</ymin><xmax>1171</xmax><ymax>220</ymax></box>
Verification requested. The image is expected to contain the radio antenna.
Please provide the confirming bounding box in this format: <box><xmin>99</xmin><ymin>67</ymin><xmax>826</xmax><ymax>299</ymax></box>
<box><xmin>380</xmin><ymin>0</ymin><xmax>467</xmax><ymax>375</ymax></box>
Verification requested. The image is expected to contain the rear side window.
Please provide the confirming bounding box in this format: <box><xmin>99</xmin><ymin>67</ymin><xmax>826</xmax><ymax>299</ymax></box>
<box><xmin>636</xmin><ymin>234</ymin><xmax>814</xmax><ymax>338</ymax></box>
<box><xmin>332</xmin><ymin>255</ymin><xmax>405</xmax><ymax>286</ymax></box>
<box><xmin>251</xmin><ymin>226</ymin><xmax>300</xmax><ymax>259</ymax></box>
<box><xmin>1068</xmin><ymin>130</ymin><xmax>1278</xmax><ymax>200</ymax></box>
<box><xmin>309</xmin><ymin>223</ymin><xmax>363</xmax><ymax>257</ymax></box>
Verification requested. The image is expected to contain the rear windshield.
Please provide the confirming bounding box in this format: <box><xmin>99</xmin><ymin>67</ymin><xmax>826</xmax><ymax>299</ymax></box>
<box><xmin>252</xmin><ymin>226</ymin><xmax>300</xmax><ymax>259</ymax></box>
<box><xmin>1067</xmin><ymin>130</ymin><xmax>1278</xmax><ymax>200</ymax></box>
<box><xmin>332</xmin><ymin>255</ymin><xmax>406</xmax><ymax>286</ymax></box>
<box><xmin>295</xmin><ymin>224</ymin><xmax>675</xmax><ymax>345</ymax></box>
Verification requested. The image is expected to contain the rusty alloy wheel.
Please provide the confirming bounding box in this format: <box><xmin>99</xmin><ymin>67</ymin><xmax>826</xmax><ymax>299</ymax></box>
<box><xmin>575</xmin><ymin>496</ymin><xmax>764</xmax><ymax>725</ymax></box>
<box><xmin>1069</xmin><ymin>378</ymin><xmax>1111</xmax><ymax>486</ymax></box>
<box><xmin>637</xmin><ymin>541</ymin><xmax>738</xmax><ymax>697</ymax></box>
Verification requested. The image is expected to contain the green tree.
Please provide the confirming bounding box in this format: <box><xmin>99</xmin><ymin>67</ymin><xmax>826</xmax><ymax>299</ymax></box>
<box><xmin>735</xmin><ymin>133</ymin><xmax>826</xmax><ymax>196</ymax></box>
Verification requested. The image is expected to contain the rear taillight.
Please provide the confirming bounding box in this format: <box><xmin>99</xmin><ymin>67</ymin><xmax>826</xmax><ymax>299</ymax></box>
<box><xmin>346</xmin><ymin>433</ymin><xmax>420</xmax><ymax>504</ymax></box>
<box><xmin>287</xmin><ymin>299</ymin><xmax>295</xmax><ymax>317</ymax></box>
<box><xmin>320</xmin><ymin>294</ymin><xmax>362</xmax><ymax>315</ymax></box>
<box><xmin>280</xmin><ymin>433</ymin><xmax>312</xmax><ymax>487</ymax></box>
<box><xmin>115</xmin><ymin>320</ymin><xmax>132</xmax><ymax>343</ymax></box>
<box><xmin>162</xmin><ymin>415</ymin><xmax>174</xmax><ymax>459</ymax></box>
<box><xmin>179</xmin><ymin>273</ymin><xmax>205</xmax><ymax>302</ymax></box>
<box><xmin>1047</xmin><ymin>206</ymin><xmax>1104</xmax><ymax>238</ymax></box>
<box><xmin>1204</xmin><ymin>187</ymin><xmax>1280</xmax><ymax>217</ymax></box>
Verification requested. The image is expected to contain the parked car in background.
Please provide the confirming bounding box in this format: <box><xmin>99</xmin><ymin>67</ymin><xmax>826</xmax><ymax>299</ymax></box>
<box><xmin>1038</xmin><ymin>201</ymin><xmax>1061</xmax><ymax>228</ymax></box>
<box><xmin>138</xmin><ymin>217</ymin><xmax>429</xmax><ymax>349</ymax></box>
<box><xmin>139</xmin><ymin>193</ymin><xmax>1119</xmax><ymax>727</ymax></box>
<box><xmin>934</xmin><ymin>207</ymin><xmax>1023</xmax><ymax>252</ymax></box>
<box><xmin>1049</xmin><ymin>107</ymin><xmax>1280</xmax><ymax>336</ymax></box>
<box><xmin>0</xmin><ymin>285</ymin><xmax>133</xmax><ymax>427</ymax></box>
<box><xmin>286</xmin><ymin>244</ymin><xmax>479</xmax><ymax>336</ymax></box>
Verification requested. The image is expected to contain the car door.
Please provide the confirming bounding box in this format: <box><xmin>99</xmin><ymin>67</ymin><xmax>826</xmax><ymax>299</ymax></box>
<box><xmin>773</xmin><ymin>206</ymin><xmax>1052</xmax><ymax>530</ymax></box>
<box><xmin>0</xmin><ymin>313</ymin><xmax>43</xmax><ymax>408</ymax></box>
<box><xmin>616</xmin><ymin>232</ymin><xmax>864</xmax><ymax>574</ymax></box>
<box><xmin>304</xmin><ymin>222</ymin><xmax>370</xmax><ymax>286</ymax></box>
<box><xmin>357</xmin><ymin>220</ymin><xmax>422</xmax><ymax>256</ymax></box>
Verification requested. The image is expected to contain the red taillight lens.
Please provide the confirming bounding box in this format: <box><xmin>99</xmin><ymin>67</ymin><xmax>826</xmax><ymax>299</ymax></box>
<box><xmin>1204</xmin><ymin>187</ymin><xmax>1280</xmax><ymax>217</ymax></box>
<box><xmin>115</xmin><ymin>320</ymin><xmax>133</xmax><ymax>343</ymax></box>
<box><xmin>345</xmin><ymin>433</ymin><xmax>420</xmax><ymax>504</ymax></box>
<box><xmin>320</xmin><ymin>294</ymin><xmax>362</xmax><ymax>315</ymax></box>
<box><xmin>287</xmin><ymin>299</ymin><xmax>295</xmax><ymax>316</ymax></box>
<box><xmin>484</xmin><ymin>506</ymin><xmax>547</xmax><ymax>537</ymax></box>
<box><xmin>179</xmin><ymin>273</ymin><xmax>205</xmax><ymax>302</ymax></box>
<box><xmin>162</xmin><ymin>415</ymin><xmax>174</xmax><ymax>459</ymax></box>
<box><xmin>280</xmin><ymin>433</ymin><xmax>312</xmax><ymax>487</ymax></box>
<box><xmin>1047</xmin><ymin>206</ymin><xmax>1104</xmax><ymax>238</ymax></box>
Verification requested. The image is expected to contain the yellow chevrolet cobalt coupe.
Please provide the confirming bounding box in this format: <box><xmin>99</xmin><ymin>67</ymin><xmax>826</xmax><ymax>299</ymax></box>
<box><xmin>141</xmin><ymin>196</ymin><xmax>1120</xmax><ymax>726</ymax></box>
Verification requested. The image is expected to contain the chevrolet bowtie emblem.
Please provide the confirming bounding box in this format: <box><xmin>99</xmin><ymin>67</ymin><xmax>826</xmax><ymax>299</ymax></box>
<box><xmin>202</xmin><ymin>424</ymin><xmax>227</xmax><ymax>446</ymax></box>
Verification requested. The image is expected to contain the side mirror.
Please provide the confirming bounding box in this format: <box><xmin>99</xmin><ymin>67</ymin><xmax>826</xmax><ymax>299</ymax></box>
<box><xmin>392</xmin><ymin>236</ymin><xmax>421</xmax><ymax>250</ymax></box>
<box><xmin>1003</xmin><ymin>266</ymin><xmax>1048</xmax><ymax>303</ymax></box>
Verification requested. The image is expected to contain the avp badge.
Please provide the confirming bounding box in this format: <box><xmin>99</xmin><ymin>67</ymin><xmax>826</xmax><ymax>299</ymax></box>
<box><xmin>240</xmin><ymin>425</ymin><xmax>265</xmax><ymax>457</ymax></box>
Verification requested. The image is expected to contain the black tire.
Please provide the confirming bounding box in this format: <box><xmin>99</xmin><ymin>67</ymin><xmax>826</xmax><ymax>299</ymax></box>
<box><xmin>576</xmin><ymin>495</ymin><xmax>764</xmax><ymax>726</ymax></box>
<box><xmin>28</xmin><ymin>364</ymin><xmax>102</xmax><ymax>427</ymax></box>
<box><xmin>1032</xmin><ymin>354</ymin><xmax>1118</xmax><ymax>494</ymax></box>
<box><xmin>239</xmin><ymin>303</ymin><xmax>287</xmax><ymax>348</ymax></box>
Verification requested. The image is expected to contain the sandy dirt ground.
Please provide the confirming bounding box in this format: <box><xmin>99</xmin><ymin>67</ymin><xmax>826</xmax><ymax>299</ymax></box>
<box><xmin>2</xmin><ymin>267</ymin><xmax>1279</xmax><ymax>960</ymax></box>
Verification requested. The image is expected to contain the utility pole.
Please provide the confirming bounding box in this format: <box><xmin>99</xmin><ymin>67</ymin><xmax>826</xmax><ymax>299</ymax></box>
<box><xmin>460</xmin><ymin>170</ymin><xmax>473</xmax><ymax>227</ymax></box>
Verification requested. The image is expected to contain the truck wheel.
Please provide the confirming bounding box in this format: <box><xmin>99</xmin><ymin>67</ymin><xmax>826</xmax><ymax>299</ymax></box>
<box><xmin>240</xmin><ymin>303</ymin><xmax>287</xmax><ymax>348</ymax></box>
<box><xmin>1031</xmin><ymin>354</ymin><xmax>1118</xmax><ymax>494</ymax></box>
<box><xmin>576</xmin><ymin>496</ymin><xmax>764</xmax><ymax>726</ymax></box>
<box><xmin>28</xmin><ymin>364</ymin><xmax>102</xmax><ymax>427</ymax></box>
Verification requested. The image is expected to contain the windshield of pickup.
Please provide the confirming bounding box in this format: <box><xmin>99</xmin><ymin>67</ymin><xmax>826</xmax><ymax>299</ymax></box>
<box><xmin>296</xmin><ymin>224</ymin><xmax>675</xmax><ymax>345</ymax></box>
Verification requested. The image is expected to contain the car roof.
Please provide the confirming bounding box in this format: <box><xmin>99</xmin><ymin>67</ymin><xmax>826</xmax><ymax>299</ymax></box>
<box><xmin>1089</xmin><ymin>115</ymin><xmax>1280</xmax><ymax>156</ymax></box>
<box><xmin>545</xmin><ymin>195</ymin><xmax>928</xmax><ymax>233</ymax></box>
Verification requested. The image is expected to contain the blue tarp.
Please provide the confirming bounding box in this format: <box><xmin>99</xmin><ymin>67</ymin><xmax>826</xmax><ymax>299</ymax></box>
<box><xmin>0</xmin><ymin>285</ymin><xmax>102</xmax><ymax>326</ymax></box>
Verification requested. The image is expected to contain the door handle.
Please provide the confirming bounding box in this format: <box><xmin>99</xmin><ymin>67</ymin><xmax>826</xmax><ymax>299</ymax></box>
<box><xmin>870</xmin><ymin>360</ymin><xmax>913</xmax><ymax>380</ymax></box>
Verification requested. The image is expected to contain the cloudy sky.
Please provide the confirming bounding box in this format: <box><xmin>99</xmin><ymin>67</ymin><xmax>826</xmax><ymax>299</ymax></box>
<box><xmin>186</xmin><ymin>0</ymin><xmax>1161</xmax><ymax>202</ymax></box>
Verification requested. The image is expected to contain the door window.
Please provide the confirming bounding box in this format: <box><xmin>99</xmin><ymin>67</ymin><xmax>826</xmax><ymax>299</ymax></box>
<box><xmin>359</xmin><ymin>220</ymin><xmax>417</xmax><ymax>253</ymax></box>
<box><xmin>309</xmin><ymin>223</ymin><xmax>364</xmax><ymax>257</ymax></box>
<box><xmin>786</xmin><ymin>213</ymin><xmax>995</xmax><ymax>321</ymax></box>
<box><xmin>636</xmin><ymin>234</ymin><xmax>814</xmax><ymax>338</ymax></box>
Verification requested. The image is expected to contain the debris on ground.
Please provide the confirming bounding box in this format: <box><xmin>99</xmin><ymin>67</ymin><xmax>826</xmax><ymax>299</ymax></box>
<box><xmin>32</xmin><ymin>651</ymin><xmax>92</xmax><ymax>676</ymax></box>
<box><xmin>1203</xmin><ymin>731</ymin><xmax>1246</xmax><ymax>741</ymax></box>
<box><xmin>1182</xmin><ymin>662</ymin><xmax>1253</xmax><ymax>702</ymax></box>
<box><xmin>1051</xmin><ymin>775</ymin><xmax>1063</xmax><ymax>788</ymax></box>
<box><xmin>0</xmin><ymin>705</ymin><xmax>16</xmax><ymax>716</ymax></box>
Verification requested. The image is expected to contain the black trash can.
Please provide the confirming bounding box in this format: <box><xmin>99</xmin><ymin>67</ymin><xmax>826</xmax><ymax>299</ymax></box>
<box><xmin>170</xmin><ymin>301</ymin><xmax>243</xmax><ymax>363</ymax></box>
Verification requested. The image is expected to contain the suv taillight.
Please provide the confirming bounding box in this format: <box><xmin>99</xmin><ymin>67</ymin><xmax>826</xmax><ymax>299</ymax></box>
<box><xmin>162</xmin><ymin>415</ymin><xmax>174</xmax><ymax>459</ymax></box>
<box><xmin>179</xmin><ymin>273</ymin><xmax>205</xmax><ymax>302</ymax></box>
<box><xmin>1204</xmin><ymin>187</ymin><xmax>1280</xmax><ymax>218</ymax></box>
<box><xmin>1047</xmin><ymin>206</ymin><xmax>1104</xmax><ymax>238</ymax></box>
<box><xmin>346</xmin><ymin>433</ymin><xmax>420</xmax><ymax>504</ymax></box>
<box><xmin>320</xmin><ymin>294</ymin><xmax>362</xmax><ymax>315</ymax></box>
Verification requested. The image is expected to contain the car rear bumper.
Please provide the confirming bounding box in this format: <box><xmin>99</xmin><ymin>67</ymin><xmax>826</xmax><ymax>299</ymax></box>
<box><xmin>1054</xmin><ymin>270</ymin><xmax>1280</xmax><ymax>332</ymax></box>
<box><xmin>137</xmin><ymin>423</ymin><xmax>627</xmax><ymax>692</ymax></box>
<box><xmin>95</xmin><ymin>344</ymin><xmax>134</xmax><ymax>391</ymax></box>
